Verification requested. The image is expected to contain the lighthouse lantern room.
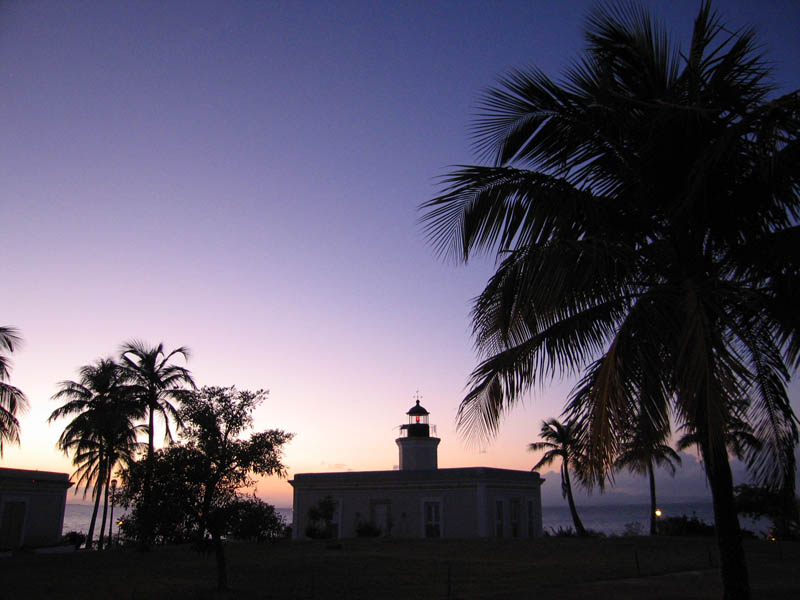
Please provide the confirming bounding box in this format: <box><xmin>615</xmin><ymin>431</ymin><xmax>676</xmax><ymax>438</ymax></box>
<box><xmin>396</xmin><ymin>396</ymin><xmax>440</xmax><ymax>470</ymax></box>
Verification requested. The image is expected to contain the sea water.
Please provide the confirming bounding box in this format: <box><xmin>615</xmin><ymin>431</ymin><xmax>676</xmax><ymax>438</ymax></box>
<box><xmin>63</xmin><ymin>501</ymin><xmax>769</xmax><ymax>537</ymax></box>
<box><xmin>62</xmin><ymin>504</ymin><xmax>294</xmax><ymax>536</ymax></box>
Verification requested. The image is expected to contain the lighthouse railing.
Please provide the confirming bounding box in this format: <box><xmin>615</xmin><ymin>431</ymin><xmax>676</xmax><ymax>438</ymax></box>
<box><xmin>397</xmin><ymin>424</ymin><xmax>438</xmax><ymax>438</ymax></box>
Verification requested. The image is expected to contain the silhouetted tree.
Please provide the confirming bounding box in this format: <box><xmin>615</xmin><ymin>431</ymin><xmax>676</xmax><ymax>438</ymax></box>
<box><xmin>0</xmin><ymin>327</ymin><xmax>28</xmax><ymax>456</ymax></box>
<box><xmin>49</xmin><ymin>358</ymin><xmax>143</xmax><ymax>549</ymax></box>
<box><xmin>180</xmin><ymin>386</ymin><xmax>293</xmax><ymax>591</ymax></box>
<box><xmin>227</xmin><ymin>495</ymin><xmax>287</xmax><ymax>541</ymax></box>
<box><xmin>614</xmin><ymin>412</ymin><xmax>681</xmax><ymax>535</ymax></box>
<box><xmin>420</xmin><ymin>3</ymin><xmax>799</xmax><ymax>598</ymax></box>
<box><xmin>119</xmin><ymin>340</ymin><xmax>194</xmax><ymax>548</ymax></box>
<box><xmin>734</xmin><ymin>483</ymin><xmax>799</xmax><ymax>539</ymax></box>
<box><xmin>119</xmin><ymin>444</ymin><xmax>206</xmax><ymax>544</ymax></box>
<box><xmin>529</xmin><ymin>419</ymin><xmax>587</xmax><ymax>536</ymax></box>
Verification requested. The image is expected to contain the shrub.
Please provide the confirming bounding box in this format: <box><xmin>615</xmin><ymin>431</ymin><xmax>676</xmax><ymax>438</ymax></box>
<box><xmin>355</xmin><ymin>521</ymin><xmax>382</xmax><ymax>537</ymax></box>
<box><xmin>61</xmin><ymin>531</ymin><xmax>86</xmax><ymax>549</ymax></box>
<box><xmin>622</xmin><ymin>522</ymin><xmax>644</xmax><ymax>537</ymax></box>
<box><xmin>227</xmin><ymin>497</ymin><xmax>287</xmax><ymax>541</ymax></box>
<box><xmin>657</xmin><ymin>513</ymin><xmax>715</xmax><ymax>536</ymax></box>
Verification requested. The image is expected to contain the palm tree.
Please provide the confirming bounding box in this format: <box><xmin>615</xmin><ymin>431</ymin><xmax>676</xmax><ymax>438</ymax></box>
<box><xmin>676</xmin><ymin>399</ymin><xmax>762</xmax><ymax>463</ymax></box>
<box><xmin>420</xmin><ymin>3</ymin><xmax>798</xmax><ymax>598</ymax></box>
<box><xmin>119</xmin><ymin>340</ymin><xmax>194</xmax><ymax>547</ymax></box>
<box><xmin>49</xmin><ymin>358</ymin><xmax>143</xmax><ymax>548</ymax></box>
<box><xmin>529</xmin><ymin>418</ymin><xmax>587</xmax><ymax>536</ymax></box>
<box><xmin>0</xmin><ymin>327</ymin><xmax>28</xmax><ymax>456</ymax></box>
<box><xmin>614</xmin><ymin>414</ymin><xmax>682</xmax><ymax>535</ymax></box>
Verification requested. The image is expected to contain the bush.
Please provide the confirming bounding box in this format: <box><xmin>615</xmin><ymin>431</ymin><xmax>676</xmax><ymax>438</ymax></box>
<box><xmin>657</xmin><ymin>513</ymin><xmax>715</xmax><ymax>536</ymax></box>
<box><xmin>544</xmin><ymin>526</ymin><xmax>605</xmax><ymax>537</ymax></box>
<box><xmin>622</xmin><ymin>521</ymin><xmax>644</xmax><ymax>537</ymax></box>
<box><xmin>61</xmin><ymin>531</ymin><xmax>86</xmax><ymax>549</ymax></box>
<box><xmin>227</xmin><ymin>497</ymin><xmax>287</xmax><ymax>541</ymax></box>
<box><xmin>305</xmin><ymin>496</ymin><xmax>338</xmax><ymax>539</ymax></box>
<box><xmin>355</xmin><ymin>521</ymin><xmax>382</xmax><ymax>537</ymax></box>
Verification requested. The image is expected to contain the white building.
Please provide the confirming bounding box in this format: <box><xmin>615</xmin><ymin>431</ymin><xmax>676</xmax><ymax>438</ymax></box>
<box><xmin>290</xmin><ymin>401</ymin><xmax>544</xmax><ymax>539</ymax></box>
<box><xmin>0</xmin><ymin>468</ymin><xmax>72</xmax><ymax>550</ymax></box>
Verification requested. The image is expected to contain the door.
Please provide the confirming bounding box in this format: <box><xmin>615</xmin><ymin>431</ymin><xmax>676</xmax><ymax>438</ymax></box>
<box><xmin>423</xmin><ymin>501</ymin><xmax>441</xmax><ymax>538</ymax></box>
<box><xmin>0</xmin><ymin>501</ymin><xmax>27</xmax><ymax>550</ymax></box>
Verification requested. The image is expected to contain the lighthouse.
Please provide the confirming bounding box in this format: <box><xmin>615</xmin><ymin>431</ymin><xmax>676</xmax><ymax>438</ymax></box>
<box><xmin>396</xmin><ymin>398</ymin><xmax>440</xmax><ymax>470</ymax></box>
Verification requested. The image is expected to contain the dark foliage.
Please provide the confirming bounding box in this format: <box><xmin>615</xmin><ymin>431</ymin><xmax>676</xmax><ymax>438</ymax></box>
<box><xmin>734</xmin><ymin>484</ymin><xmax>800</xmax><ymax>540</ymax></box>
<box><xmin>227</xmin><ymin>496</ymin><xmax>287</xmax><ymax>541</ymax></box>
<box><xmin>355</xmin><ymin>521</ymin><xmax>382</xmax><ymax>537</ymax></box>
<box><xmin>61</xmin><ymin>531</ymin><xmax>86</xmax><ymax>549</ymax></box>
<box><xmin>657</xmin><ymin>514</ymin><xmax>716</xmax><ymax>537</ymax></box>
<box><xmin>306</xmin><ymin>496</ymin><xmax>338</xmax><ymax>539</ymax></box>
<box><xmin>118</xmin><ymin>445</ymin><xmax>206</xmax><ymax>544</ymax></box>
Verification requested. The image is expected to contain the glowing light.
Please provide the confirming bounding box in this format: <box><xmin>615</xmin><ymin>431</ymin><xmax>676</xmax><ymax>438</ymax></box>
<box><xmin>654</xmin><ymin>509</ymin><xmax>662</xmax><ymax>517</ymax></box>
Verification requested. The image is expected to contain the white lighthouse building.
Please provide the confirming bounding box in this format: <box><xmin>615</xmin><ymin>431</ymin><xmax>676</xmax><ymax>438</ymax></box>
<box><xmin>290</xmin><ymin>400</ymin><xmax>544</xmax><ymax>539</ymax></box>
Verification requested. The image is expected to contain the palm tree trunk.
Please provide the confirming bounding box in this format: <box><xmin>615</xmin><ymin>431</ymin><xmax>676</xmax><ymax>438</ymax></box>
<box><xmin>702</xmin><ymin>435</ymin><xmax>750</xmax><ymax>600</ymax></box>
<box><xmin>98</xmin><ymin>462</ymin><xmax>111</xmax><ymax>550</ymax></box>
<box><xmin>140</xmin><ymin>401</ymin><xmax>156</xmax><ymax>550</ymax></box>
<box><xmin>648</xmin><ymin>460</ymin><xmax>657</xmax><ymax>536</ymax></box>
<box><xmin>85</xmin><ymin>451</ymin><xmax>104</xmax><ymax>549</ymax></box>
<box><xmin>563</xmin><ymin>464</ymin><xmax>587</xmax><ymax>536</ymax></box>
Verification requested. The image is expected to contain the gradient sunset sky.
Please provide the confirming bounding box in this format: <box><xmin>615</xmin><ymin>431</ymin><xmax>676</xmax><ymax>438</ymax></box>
<box><xmin>2</xmin><ymin>1</ymin><xmax>799</xmax><ymax>507</ymax></box>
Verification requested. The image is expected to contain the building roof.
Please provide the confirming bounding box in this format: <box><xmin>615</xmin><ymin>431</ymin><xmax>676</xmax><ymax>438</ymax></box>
<box><xmin>406</xmin><ymin>399</ymin><xmax>429</xmax><ymax>416</ymax></box>
<box><xmin>290</xmin><ymin>466</ymin><xmax>544</xmax><ymax>489</ymax></box>
<box><xmin>0</xmin><ymin>467</ymin><xmax>73</xmax><ymax>489</ymax></box>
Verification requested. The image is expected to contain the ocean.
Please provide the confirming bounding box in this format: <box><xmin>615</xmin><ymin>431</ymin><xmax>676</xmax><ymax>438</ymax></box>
<box><xmin>62</xmin><ymin>501</ymin><xmax>769</xmax><ymax>537</ymax></box>
<box><xmin>62</xmin><ymin>504</ymin><xmax>295</xmax><ymax>537</ymax></box>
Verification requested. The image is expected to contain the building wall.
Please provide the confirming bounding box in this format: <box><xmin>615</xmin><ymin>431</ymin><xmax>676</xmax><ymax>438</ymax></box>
<box><xmin>0</xmin><ymin>469</ymin><xmax>71</xmax><ymax>550</ymax></box>
<box><xmin>291</xmin><ymin>470</ymin><xmax>543</xmax><ymax>540</ymax></box>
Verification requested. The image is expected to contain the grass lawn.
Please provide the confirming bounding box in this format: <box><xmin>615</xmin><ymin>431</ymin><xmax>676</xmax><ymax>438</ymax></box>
<box><xmin>2</xmin><ymin>536</ymin><xmax>798</xmax><ymax>599</ymax></box>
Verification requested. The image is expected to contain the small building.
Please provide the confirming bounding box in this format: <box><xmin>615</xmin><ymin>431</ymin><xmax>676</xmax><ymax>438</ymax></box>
<box><xmin>0</xmin><ymin>468</ymin><xmax>73</xmax><ymax>550</ymax></box>
<box><xmin>290</xmin><ymin>401</ymin><xmax>544</xmax><ymax>539</ymax></box>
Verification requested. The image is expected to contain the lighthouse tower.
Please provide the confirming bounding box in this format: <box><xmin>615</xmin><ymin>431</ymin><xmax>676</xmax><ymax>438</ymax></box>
<box><xmin>396</xmin><ymin>397</ymin><xmax>440</xmax><ymax>470</ymax></box>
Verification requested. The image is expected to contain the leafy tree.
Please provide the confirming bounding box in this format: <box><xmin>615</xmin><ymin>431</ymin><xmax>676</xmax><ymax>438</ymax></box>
<box><xmin>119</xmin><ymin>340</ymin><xmax>194</xmax><ymax>548</ymax></box>
<box><xmin>420</xmin><ymin>3</ymin><xmax>799</xmax><ymax>598</ymax></box>
<box><xmin>529</xmin><ymin>419</ymin><xmax>587</xmax><ymax>536</ymax></box>
<box><xmin>614</xmin><ymin>412</ymin><xmax>681</xmax><ymax>535</ymax></box>
<box><xmin>734</xmin><ymin>484</ymin><xmax>799</xmax><ymax>540</ymax></box>
<box><xmin>49</xmin><ymin>358</ymin><xmax>143</xmax><ymax>549</ymax></box>
<box><xmin>226</xmin><ymin>495</ymin><xmax>287</xmax><ymax>541</ymax></box>
<box><xmin>119</xmin><ymin>444</ymin><xmax>207</xmax><ymax>544</ymax></box>
<box><xmin>178</xmin><ymin>386</ymin><xmax>292</xmax><ymax>590</ymax></box>
<box><xmin>0</xmin><ymin>327</ymin><xmax>28</xmax><ymax>456</ymax></box>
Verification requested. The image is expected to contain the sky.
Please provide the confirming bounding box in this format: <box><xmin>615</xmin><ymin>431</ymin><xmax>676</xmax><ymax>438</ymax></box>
<box><xmin>2</xmin><ymin>0</ymin><xmax>799</xmax><ymax>508</ymax></box>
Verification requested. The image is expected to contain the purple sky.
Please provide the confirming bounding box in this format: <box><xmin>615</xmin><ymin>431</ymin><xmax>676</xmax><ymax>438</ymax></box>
<box><xmin>2</xmin><ymin>1</ymin><xmax>798</xmax><ymax>507</ymax></box>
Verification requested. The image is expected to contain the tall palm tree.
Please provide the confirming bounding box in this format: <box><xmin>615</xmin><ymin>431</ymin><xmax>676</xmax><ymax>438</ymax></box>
<box><xmin>614</xmin><ymin>415</ymin><xmax>682</xmax><ymax>535</ymax></box>
<box><xmin>529</xmin><ymin>418</ymin><xmax>587</xmax><ymax>536</ymax></box>
<box><xmin>676</xmin><ymin>399</ymin><xmax>762</xmax><ymax>463</ymax></box>
<box><xmin>420</xmin><ymin>3</ymin><xmax>798</xmax><ymax>598</ymax></box>
<box><xmin>119</xmin><ymin>340</ymin><xmax>194</xmax><ymax>547</ymax></box>
<box><xmin>49</xmin><ymin>358</ymin><xmax>143</xmax><ymax>548</ymax></box>
<box><xmin>0</xmin><ymin>327</ymin><xmax>28</xmax><ymax>456</ymax></box>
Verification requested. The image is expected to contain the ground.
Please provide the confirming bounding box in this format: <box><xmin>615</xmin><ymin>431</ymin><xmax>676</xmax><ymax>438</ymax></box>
<box><xmin>2</xmin><ymin>537</ymin><xmax>798</xmax><ymax>599</ymax></box>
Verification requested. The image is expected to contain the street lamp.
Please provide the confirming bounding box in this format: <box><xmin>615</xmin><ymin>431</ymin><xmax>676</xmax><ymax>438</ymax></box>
<box><xmin>108</xmin><ymin>479</ymin><xmax>117</xmax><ymax>548</ymax></box>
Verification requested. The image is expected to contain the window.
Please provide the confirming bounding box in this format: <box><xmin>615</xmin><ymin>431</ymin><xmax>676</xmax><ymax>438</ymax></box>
<box><xmin>510</xmin><ymin>498</ymin><xmax>520</xmax><ymax>538</ymax></box>
<box><xmin>495</xmin><ymin>500</ymin><xmax>504</xmax><ymax>538</ymax></box>
<box><xmin>424</xmin><ymin>501</ymin><xmax>441</xmax><ymax>538</ymax></box>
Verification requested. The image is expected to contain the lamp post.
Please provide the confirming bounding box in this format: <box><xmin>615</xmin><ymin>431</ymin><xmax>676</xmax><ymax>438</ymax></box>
<box><xmin>654</xmin><ymin>508</ymin><xmax>663</xmax><ymax>535</ymax></box>
<box><xmin>108</xmin><ymin>479</ymin><xmax>117</xmax><ymax>548</ymax></box>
